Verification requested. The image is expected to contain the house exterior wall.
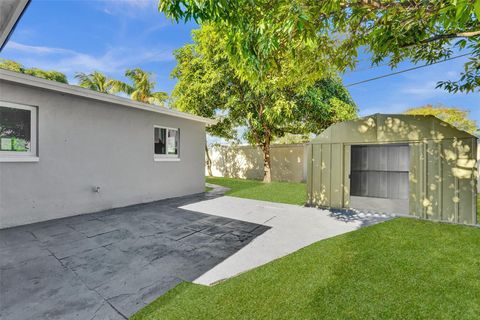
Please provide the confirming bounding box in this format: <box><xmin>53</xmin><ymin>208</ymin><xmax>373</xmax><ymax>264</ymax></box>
<box><xmin>307</xmin><ymin>114</ymin><xmax>477</xmax><ymax>225</ymax></box>
<box><xmin>0</xmin><ymin>81</ymin><xmax>206</xmax><ymax>228</ymax></box>
<box><xmin>207</xmin><ymin>144</ymin><xmax>307</xmax><ymax>182</ymax></box>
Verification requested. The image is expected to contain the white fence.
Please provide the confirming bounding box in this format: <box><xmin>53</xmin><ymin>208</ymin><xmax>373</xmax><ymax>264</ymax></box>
<box><xmin>206</xmin><ymin>144</ymin><xmax>308</xmax><ymax>182</ymax></box>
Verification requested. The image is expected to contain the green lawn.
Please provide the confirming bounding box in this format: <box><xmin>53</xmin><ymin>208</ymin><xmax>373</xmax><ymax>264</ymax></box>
<box><xmin>132</xmin><ymin>218</ymin><xmax>480</xmax><ymax>320</ymax></box>
<box><xmin>133</xmin><ymin>178</ymin><xmax>479</xmax><ymax>319</ymax></box>
<box><xmin>205</xmin><ymin>176</ymin><xmax>307</xmax><ymax>205</ymax></box>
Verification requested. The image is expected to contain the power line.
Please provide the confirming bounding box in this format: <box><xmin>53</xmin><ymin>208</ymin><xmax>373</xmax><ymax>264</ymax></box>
<box><xmin>345</xmin><ymin>52</ymin><xmax>471</xmax><ymax>87</ymax></box>
<box><xmin>345</xmin><ymin>61</ymin><xmax>391</xmax><ymax>73</ymax></box>
<box><xmin>345</xmin><ymin>56</ymin><xmax>399</xmax><ymax>73</ymax></box>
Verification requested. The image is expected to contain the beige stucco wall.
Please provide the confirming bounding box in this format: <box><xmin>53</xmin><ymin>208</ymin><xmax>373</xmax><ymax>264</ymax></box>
<box><xmin>207</xmin><ymin>144</ymin><xmax>307</xmax><ymax>182</ymax></box>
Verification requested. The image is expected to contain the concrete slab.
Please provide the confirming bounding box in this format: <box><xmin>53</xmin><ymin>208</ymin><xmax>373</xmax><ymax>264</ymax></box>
<box><xmin>182</xmin><ymin>193</ymin><xmax>394</xmax><ymax>286</ymax></box>
<box><xmin>0</xmin><ymin>255</ymin><xmax>111</xmax><ymax>320</ymax></box>
<box><xmin>0</xmin><ymin>192</ymin><xmax>267</xmax><ymax>320</ymax></box>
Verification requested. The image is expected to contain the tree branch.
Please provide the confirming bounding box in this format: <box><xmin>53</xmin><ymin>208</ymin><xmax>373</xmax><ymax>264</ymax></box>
<box><xmin>352</xmin><ymin>0</ymin><xmax>421</xmax><ymax>11</ymax></box>
<box><xmin>401</xmin><ymin>29</ymin><xmax>480</xmax><ymax>48</ymax></box>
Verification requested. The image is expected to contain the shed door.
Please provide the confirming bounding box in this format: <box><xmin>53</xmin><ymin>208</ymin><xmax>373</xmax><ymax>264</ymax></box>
<box><xmin>349</xmin><ymin>144</ymin><xmax>409</xmax><ymax>214</ymax></box>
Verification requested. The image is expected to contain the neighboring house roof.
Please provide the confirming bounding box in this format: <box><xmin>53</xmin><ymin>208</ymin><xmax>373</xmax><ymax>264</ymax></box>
<box><xmin>0</xmin><ymin>69</ymin><xmax>217</xmax><ymax>125</ymax></box>
<box><xmin>0</xmin><ymin>0</ymin><xmax>30</xmax><ymax>51</ymax></box>
<box><xmin>311</xmin><ymin>113</ymin><xmax>476</xmax><ymax>144</ymax></box>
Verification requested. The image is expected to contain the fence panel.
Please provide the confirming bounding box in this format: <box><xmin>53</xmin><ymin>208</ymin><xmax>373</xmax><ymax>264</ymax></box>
<box><xmin>207</xmin><ymin>144</ymin><xmax>307</xmax><ymax>182</ymax></box>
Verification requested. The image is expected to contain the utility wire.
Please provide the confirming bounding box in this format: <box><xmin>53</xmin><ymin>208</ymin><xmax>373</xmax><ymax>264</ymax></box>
<box><xmin>345</xmin><ymin>61</ymin><xmax>391</xmax><ymax>73</ymax></box>
<box><xmin>345</xmin><ymin>52</ymin><xmax>471</xmax><ymax>87</ymax></box>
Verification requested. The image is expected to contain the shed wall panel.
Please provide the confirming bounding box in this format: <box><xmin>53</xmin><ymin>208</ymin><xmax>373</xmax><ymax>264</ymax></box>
<box><xmin>311</xmin><ymin>145</ymin><xmax>323</xmax><ymax>204</ymax></box>
<box><xmin>330</xmin><ymin>143</ymin><xmax>343</xmax><ymax>207</ymax></box>
<box><xmin>306</xmin><ymin>145</ymin><xmax>313</xmax><ymax>202</ymax></box>
<box><xmin>441</xmin><ymin>139</ymin><xmax>458</xmax><ymax>223</ymax></box>
<box><xmin>409</xmin><ymin>143</ymin><xmax>421</xmax><ymax>217</ymax></box>
<box><xmin>343</xmin><ymin>145</ymin><xmax>351</xmax><ymax>207</ymax></box>
<box><xmin>320</xmin><ymin>144</ymin><xmax>331</xmax><ymax>205</ymax></box>
<box><xmin>426</xmin><ymin>140</ymin><xmax>441</xmax><ymax>220</ymax></box>
<box><xmin>456</xmin><ymin>138</ymin><xmax>476</xmax><ymax>224</ymax></box>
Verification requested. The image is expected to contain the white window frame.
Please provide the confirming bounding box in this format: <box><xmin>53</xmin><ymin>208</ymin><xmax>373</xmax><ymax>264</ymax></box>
<box><xmin>0</xmin><ymin>101</ymin><xmax>38</xmax><ymax>162</ymax></box>
<box><xmin>153</xmin><ymin>125</ymin><xmax>180</xmax><ymax>162</ymax></box>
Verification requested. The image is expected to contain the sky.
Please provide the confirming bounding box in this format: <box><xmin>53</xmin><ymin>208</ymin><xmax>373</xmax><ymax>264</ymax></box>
<box><xmin>1</xmin><ymin>0</ymin><xmax>479</xmax><ymax>125</ymax></box>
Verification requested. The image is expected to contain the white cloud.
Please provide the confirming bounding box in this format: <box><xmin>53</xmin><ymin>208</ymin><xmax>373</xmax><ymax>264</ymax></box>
<box><xmin>446</xmin><ymin>70</ymin><xmax>458</xmax><ymax>78</ymax></box>
<box><xmin>95</xmin><ymin>0</ymin><xmax>157</xmax><ymax>17</ymax></box>
<box><xmin>6</xmin><ymin>41</ymin><xmax>74</xmax><ymax>55</ymax></box>
<box><xmin>359</xmin><ymin>103</ymin><xmax>410</xmax><ymax>116</ymax></box>
<box><xmin>109</xmin><ymin>0</ymin><xmax>154</xmax><ymax>8</ymax></box>
<box><xmin>400</xmin><ymin>80</ymin><xmax>446</xmax><ymax>99</ymax></box>
<box><xmin>3</xmin><ymin>41</ymin><xmax>174</xmax><ymax>75</ymax></box>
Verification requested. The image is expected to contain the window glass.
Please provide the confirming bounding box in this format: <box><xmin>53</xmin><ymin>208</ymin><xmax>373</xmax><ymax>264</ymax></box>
<box><xmin>154</xmin><ymin>127</ymin><xmax>166</xmax><ymax>155</ymax></box>
<box><xmin>154</xmin><ymin>127</ymin><xmax>179</xmax><ymax>158</ymax></box>
<box><xmin>0</xmin><ymin>106</ymin><xmax>32</xmax><ymax>153</ymax></box>
<box><xmin>167</xmin><ymin>129</ymin><xmax>179</xmax><ymax>155</ymax></box>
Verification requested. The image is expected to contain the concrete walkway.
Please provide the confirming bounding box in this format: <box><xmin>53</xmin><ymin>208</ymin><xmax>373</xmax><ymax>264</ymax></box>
<box><xmin>186</xmin><ymin>185</ymin><xmax>394</xmax><ymax>285</ymax></box>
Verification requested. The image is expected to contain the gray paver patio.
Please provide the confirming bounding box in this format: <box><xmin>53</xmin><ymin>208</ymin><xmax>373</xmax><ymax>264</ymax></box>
<box><xmin>0</xmin><ymin>193</ymin><xmax>268</xmax><ymax>320</ymax></box>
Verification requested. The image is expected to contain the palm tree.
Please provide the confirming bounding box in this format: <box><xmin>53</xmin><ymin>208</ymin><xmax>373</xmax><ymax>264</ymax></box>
<box><xmin>111</xmin><ymin>68</ymin><xmax>168</xmax><ymax>105</ymax></box>
<box><xmin>75</xmin><ymin>71</ymin><xmax>114</xmax><ymax>93</ymax></box>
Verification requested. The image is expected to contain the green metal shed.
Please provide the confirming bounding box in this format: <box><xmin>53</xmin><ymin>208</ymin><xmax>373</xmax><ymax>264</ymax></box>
<box><xmin>307</xmin><ymin>114</ymin><xmax>477</xmax><ymax>225</ymax></box>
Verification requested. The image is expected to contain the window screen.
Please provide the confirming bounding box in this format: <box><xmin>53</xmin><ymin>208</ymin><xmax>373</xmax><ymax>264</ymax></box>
<box><xmin>167</xmin><ymin>129</ymin><xmax>179</xmax><ymax>155</ymax></box>
<box><xmin>154</xmin><ymin>127</ymin><xmax>179</xmax><ymax>158</ymax></box>
<box><xmin>0</xmin><ymin>105</ymin><xmax>34</xmax><ymax>155</ymax></box>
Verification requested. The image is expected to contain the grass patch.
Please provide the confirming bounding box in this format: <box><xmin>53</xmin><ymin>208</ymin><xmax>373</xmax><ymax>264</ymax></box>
<box><xmin>132</xmin><ymin>218</ymin><xmax>480</xmax><ymax>319</ymax></box>
<box><xmin>205</xmin><ymin>177</ymin><xmax>306</xmax><ymax>205</ymax></box>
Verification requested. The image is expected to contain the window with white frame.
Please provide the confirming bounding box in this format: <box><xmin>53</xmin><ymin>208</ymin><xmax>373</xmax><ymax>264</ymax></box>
<box><xmin>0</xmin><ymin>102</ymin><xmax>37</xmax><ymax>161</ymax></box>
<box><xmin>154</xmin><ymin>126</ymin><xmax>179</xmax><ymax>160</ymax></box>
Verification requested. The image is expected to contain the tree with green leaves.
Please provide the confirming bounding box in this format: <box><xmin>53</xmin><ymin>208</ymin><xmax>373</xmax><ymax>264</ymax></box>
<box><xmin>405</xmin><ymin>104</ymin><xmax>478</xmax><ymax>135</ymax></box>
<box><xmin>111</xmin><ymin>68</ymin><xmax>168</xmax><ymax>105</ymax></box>
<box><xmin>159</xmin><ymin>0</ymin><xmax>480</xmax><ymax>93</ymax></box>
<box><xmin>0</xmin><ymin>59</ymin><xmax>68</xmax><ymax>83</ymax></box>
<box><xmin>172</xmin><ymin>24</ymin><xmax>357</xmax><ymax>182</ymax></box>
<box><xmin>0</xmin><ymin>59</ymin><xmax>23</xmax><ymax>73</ymax></box>
<box><xmin>273</xmin><ymin>133</ymin><xmax>311</xmax><ymax>144</ymax></box>
<box><xmin>171</xmin><ymin>30</ymin><xmax>239</xmax><ymax>176</ymax></box>
<box><xmin>75</xmin><ymin>71</ymin><xmax>115</xmax><ymax>93</ymax></box>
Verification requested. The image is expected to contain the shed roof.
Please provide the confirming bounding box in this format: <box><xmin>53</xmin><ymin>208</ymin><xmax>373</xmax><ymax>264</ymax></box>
<box><xmin>311</xmin><ymin>113</ymin><xmax>475</xmax><ymax>144</ymax></box>
<box><xmin>0</xmin><ymin>69</ymin><xmax>217</xmax><ymax>125</ymax></box>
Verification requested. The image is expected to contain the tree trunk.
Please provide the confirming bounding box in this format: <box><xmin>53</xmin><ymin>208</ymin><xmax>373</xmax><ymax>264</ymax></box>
<box><xmin>205</xmin><ymin>143</ymin><xmax>213</xmax><ymax>177</ymax></box>
<box><xmin>261</xmin><ymin>138</ymin><xmax>272</xmax><ymax>183</ymax></box>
